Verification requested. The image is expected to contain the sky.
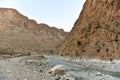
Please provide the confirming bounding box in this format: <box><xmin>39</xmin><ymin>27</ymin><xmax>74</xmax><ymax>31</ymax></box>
<box><xmin>0</xmin><ymin>0</ymin><xmax>85</xmax><ymax>31</ymax></box>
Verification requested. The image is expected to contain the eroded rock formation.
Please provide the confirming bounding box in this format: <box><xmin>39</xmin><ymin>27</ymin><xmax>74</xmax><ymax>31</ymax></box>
<box><xmin>0</xmin><ymin>8</ymin><xmax>68</xmax><ymax>52</ymax></box>
<box><xmin>59</xmin><ymin>0</ymin><xmax>120</xmax><ymax>60</ymax></box>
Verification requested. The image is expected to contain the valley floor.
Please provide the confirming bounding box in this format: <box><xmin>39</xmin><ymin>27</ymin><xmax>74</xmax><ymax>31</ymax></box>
<box><xmin>0</xmin><ymin>54</ymin><xmax>55</xmax><ymax>80</ymax></box>
<box><xmin>0</xmin><ymin>54</ymin><xmax>120</xmax><ymax>80</ymax></box>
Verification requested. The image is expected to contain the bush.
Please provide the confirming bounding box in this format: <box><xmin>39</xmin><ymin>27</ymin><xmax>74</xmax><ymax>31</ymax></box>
<box><xmin>77</xmin><ymin>40</ymin><xmax>81</xmax><ymax>46</ymax></box>
<box><xmin>96</xmin><ymin>48</ymin><xmax>101</xmax><ymax>53</ymax></box>
<box><xmin>113</xmin><ymin>21</ymin><xmax>120</xmax><ymax>26</ymax></box>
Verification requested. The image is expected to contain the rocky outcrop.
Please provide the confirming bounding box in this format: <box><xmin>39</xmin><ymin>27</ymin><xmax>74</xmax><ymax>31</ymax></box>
<box><xmin>0</xmin><ymin>8</ymin><xmax>68</xmax><ymax>53</ymax></box>
<box><xmin>59</xmin><ymin>0</ymin><xmax>120</xmax><ymax>60</ymax></box>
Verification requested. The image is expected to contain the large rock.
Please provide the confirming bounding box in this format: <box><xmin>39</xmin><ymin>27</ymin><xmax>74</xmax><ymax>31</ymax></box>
<box><xmin>0</xmin><ymin>8</ymin><xmax>68</xmax><ymax>53</ymax></box>
<box><xmin>49</xmin><ymin>65</ymin><xmax>66</xmax><ymax>75</ymax></box>
<box><xmin>59</xmin><ymin>0</ymin><xmax>120</xmax><ymax>60</ymax></box>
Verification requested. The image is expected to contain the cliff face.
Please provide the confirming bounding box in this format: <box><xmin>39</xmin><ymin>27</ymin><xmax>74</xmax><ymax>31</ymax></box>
<box><xmin>0</xmin><ymin>8</ymin><xmax>68</xmax><ymax>52</ymax></box>
<box><xmin>59</xmin><ymin>0</ymin><xmax>120</xmax><ymax>59</ymax></box>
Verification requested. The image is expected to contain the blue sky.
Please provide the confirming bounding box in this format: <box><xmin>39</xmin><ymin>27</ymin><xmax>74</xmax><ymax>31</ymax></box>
<box><xmin>0</xmin><ymin>0</ymin><xmax>85</xmax><ymax>31</ymax></box>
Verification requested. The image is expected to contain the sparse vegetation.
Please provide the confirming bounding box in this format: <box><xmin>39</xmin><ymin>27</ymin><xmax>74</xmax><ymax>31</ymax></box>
<box><xmin>77</xmin><ymin>40</ymin><xmax>81</xmax><ymax>46</ymax></box>
<box><xmin>102</xmin><ymin>43</ymin><xmax>105</xmax><ymax>46</ymax></box>
<box><xmin>96</xmin><ymin>48</ymin><xmax>101</xmax><ymax>53</ymax></box>
<box><xmin>82</xmin><ymin>50</ymin><xmax>85</xmax><ymax>53</ymax></box>
<box><xmin>114</xmin><ymin>35</ymin><xmax>119</xmax><ymax>42</ymax></box>
<box><xmin>96</xmin><ymin>22</ymin><xmax>101</xmax><ymax>29</ymax></box>
<box><xmin>95</xmin><ymin>41</ymin><xmax>99</xmax><ymax>46</ymax></box>
<box><xmin>113</xmin><ymin>20</ymin><xmax>120</xmax><ymax>27</ymax></box>
<box><xmin>95</xmin><ymin>41</ymin><xmax>101</xmax><ymax>53</ymax></box>
<box><xmin>115</xmin><ymin>39</ymin><xmax>119</xmax><ymax>42</ymax></box>
<box><xmin>106</xmin><ymin>48</ymin><xmax>109</xmax><ymax>52</ymax></box>
<box><xmin>114</xmin><ymin>38</ymin><xmax>119</xmax><ymax>42</ymax></box>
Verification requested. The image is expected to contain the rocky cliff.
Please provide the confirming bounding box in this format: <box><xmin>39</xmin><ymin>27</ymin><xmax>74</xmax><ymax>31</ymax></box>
<box><xmin>0</xmin><ymin>8</ymin><xmax>68</xmax><ymax>53</ymax></box>
<box><xmin>59</xmin><ymin>0</ymin><xmax>120</xmax><ymax>60</ymax></box>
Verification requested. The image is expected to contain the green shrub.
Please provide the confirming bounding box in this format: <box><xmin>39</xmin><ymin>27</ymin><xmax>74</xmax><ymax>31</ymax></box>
<box><xmin>96</xmin><ymin>48</ymin><xmax>101</xmax><ymax>53</ymax></box>
<box><xmin>82</xmin><ymin>50</ymin><xmax>85</xmax><ymax>53</ymax></box>
<box><xmin>106</xmin><ymin>48</ymin><xmax>109</xmax><ymax>52</ymax></box>
<box><xmin>77</xmin><ymin>40</ymin><xmax>81</xmax><ymax>46</ymax></box>
<box><xmin>102</xmin><ymin>43</ymin><xmax>105</xmax><ymax>46</ymax></box>
<box><xmin>114</xmin><ymin>38</ymin><xmax>119</xmax><ymax>42</ymax></box>
<box><xmin>113</xmin><ymin>21</ymin><xmax>120</xmax><ymax>27</ymax></box>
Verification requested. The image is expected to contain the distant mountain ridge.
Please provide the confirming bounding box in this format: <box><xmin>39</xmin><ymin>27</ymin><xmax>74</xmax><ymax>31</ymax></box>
<box><xmin>59</xmin><ymin>0</ymin><xmax>120</xmax><ymax>60</ymax></box>
<box><xmin>0</xmin><ymin>8</ymin><xmax>68</xmax><ymax>52</ymax></box>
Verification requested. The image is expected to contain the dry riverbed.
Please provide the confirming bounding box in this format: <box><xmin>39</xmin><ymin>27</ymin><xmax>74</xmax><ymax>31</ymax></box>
<box><xmin>0</xmin><ymin>54</ymin><xmax>55</xmax><ymax>80</ymax></box>
<box><xmin>0</xmin><ymin>54</ymin><xmax>120</xmax><ymax>80</ymax></box>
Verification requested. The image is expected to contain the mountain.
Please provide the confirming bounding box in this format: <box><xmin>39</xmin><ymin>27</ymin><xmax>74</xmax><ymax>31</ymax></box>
<box><xmin>59</xmin><ymin>0</ymin><xmax>120</xmax><ymax>60</ymax></box>
<box><xmin>0</xmin><ymin>8</ymin><xmax>68</xmax><ymax>53</ymax></box>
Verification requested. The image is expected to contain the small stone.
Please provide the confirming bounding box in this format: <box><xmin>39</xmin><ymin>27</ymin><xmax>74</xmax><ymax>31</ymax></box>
<box><xmin>39</xmin><ymin>70</ymin><xmax>43</xmax><ymax>72</ymax></box>
<box><xmin>95</xmin><ymin>72</ymin><xmax>103</xmax><ymax>76</ymax></box>
<box><xmin>24</xmin><ymin>78</ymin><xmax>27</xmax><ymax>80</ymax></box>
<box><xmin>55</xmin><ymin>76</ymin><xmax>61</xmax><ymax>80</ymax></box>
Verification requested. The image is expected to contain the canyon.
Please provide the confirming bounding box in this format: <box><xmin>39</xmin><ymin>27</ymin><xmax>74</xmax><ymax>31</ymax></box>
<box><xmin>0</xmin><ymin>8</ymin><xmax>68</xmax><ymax>54</ymax></box>
<box><xmin>0</xmin><ymin>0</ymin><xmax>120</xmax><ymax>80</ymax></box>
<box><xmin>59</xmin><ymin>0</ymin><xmax>120</xmax><ymax>60</ymax></box>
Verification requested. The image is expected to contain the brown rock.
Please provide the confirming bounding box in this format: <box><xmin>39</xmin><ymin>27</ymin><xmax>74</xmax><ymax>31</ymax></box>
<box><xmin>59</xmin><ymin>0</ymin><xmax>120</xmax><ymax>60</ymax></box>
<box><xmin>0</xmin><ymin>8</ymin><xmax>68</xmax><ymax>53</ymax></box>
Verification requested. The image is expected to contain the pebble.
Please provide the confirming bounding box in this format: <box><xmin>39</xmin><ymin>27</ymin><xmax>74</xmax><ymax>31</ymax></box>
<box><xmin>24</xmin><ymin>78</ymin><xmax>27</xmax><ymax>80</ymax></box>
<box><xmin>95</xmin><ymin>72</ymin><xmax>103</xmax><ymax>76</ymax></box>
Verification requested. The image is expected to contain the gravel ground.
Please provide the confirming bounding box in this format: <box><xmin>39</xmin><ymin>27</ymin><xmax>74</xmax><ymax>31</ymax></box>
<box><xmin>0</xmin><ymin>54</ymin><xmax>55</xmax><ymax>80</ymax></box>
<box><xmin>0</xmin><ymin>54</ymin><xmax>120</xmax><ymax>80</ymax></box>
